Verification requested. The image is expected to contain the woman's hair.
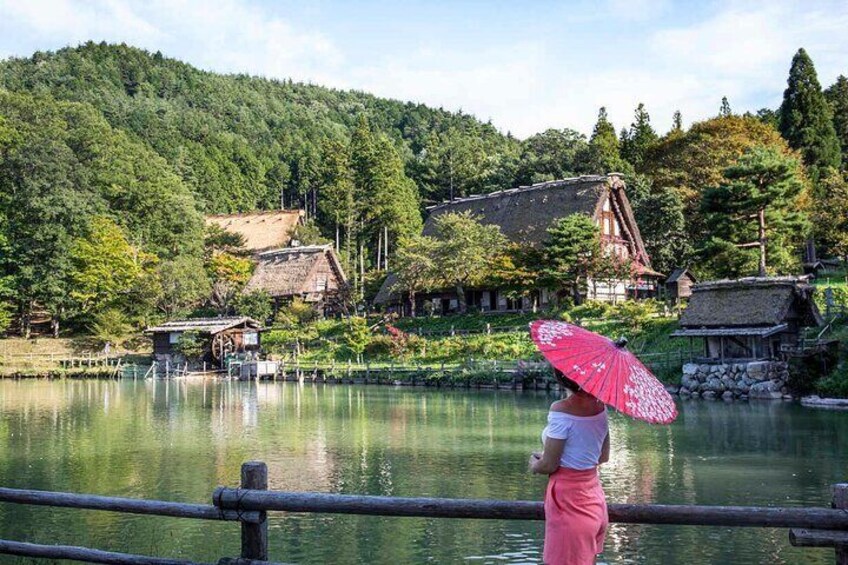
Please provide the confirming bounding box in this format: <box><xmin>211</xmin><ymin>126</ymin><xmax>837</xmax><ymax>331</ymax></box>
<box><xmin>553</xmin><ymin>369</ymin><xmax>581</xmax><ymax>393</ymax></box>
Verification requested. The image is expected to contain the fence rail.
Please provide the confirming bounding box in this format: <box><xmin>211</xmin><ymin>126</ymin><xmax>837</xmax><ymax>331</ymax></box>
<box><xmin>0</xmin><ymin>462</ymin><xmax>845</xmax><ymax>564</ymax></box>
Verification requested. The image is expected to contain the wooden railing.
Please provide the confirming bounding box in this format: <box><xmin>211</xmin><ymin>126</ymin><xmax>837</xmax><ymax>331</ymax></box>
<box><xmin>0</xmin><ymin>461</ymin><xmax>846</xmax><ymax>563</ymax></box>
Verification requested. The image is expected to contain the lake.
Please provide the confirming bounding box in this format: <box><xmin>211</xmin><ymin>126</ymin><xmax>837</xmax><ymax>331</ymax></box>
<box><xmin>0</xmin><ymin>379</ymin><xmax>845</xmax><ymax>564</ymax></box>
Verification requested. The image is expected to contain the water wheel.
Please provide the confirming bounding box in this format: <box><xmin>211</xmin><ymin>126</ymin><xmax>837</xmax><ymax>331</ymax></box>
<box><xmin>211</xmin><ymin>332</ymin><xmax>237</xmax><ymax>361</ymax></box>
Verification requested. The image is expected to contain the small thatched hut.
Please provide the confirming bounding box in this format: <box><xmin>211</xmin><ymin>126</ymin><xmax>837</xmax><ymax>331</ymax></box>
<box><xmin>243</xmin><ymin>245</ymin><xmax>347</xmax><ymax>312</ymax></box>
<box><xmin>146</xmin><ymin>317</ymin><xmax>262</xmax><ymax>367</ymax></box>
<box><xmin>205</xmin><ymin>210</ymin><xmax>305</xmax><ymax>253</ymax></box>
<box><xmin>375</xmin><ymin>174</ymin><xmax>661</xmax><ymax>313</ymax></box>
<box><xmin>665</xmin><ymin>268</ymin><xmax>697</xmax><ymax>301</ymax></box>
<box><xmin>671</xmin><ymin>277</ymin><xmax>823</xmax><ymax>361</ymax></box>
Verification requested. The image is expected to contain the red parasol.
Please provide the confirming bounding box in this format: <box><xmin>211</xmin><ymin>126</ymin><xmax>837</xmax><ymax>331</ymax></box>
<box><xmin>530</xmin><ymin>320</ymin><xmax>677</xmax><ymax>424</ymax></box>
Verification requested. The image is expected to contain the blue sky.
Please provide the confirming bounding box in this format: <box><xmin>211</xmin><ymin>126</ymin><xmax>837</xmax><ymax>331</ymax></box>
<box><xmin>2</xmin><ymin>0</ymin><xmax>848</xmax><ymax>138</ymax></box>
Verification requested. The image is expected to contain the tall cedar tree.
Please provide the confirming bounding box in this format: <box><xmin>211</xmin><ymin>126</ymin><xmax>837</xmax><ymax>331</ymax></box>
<box><xmin>701</xmin><ymin>147</ymin><xmax>808</xmax><ymax>277</ymax></box>
<box><xmin>620</xmin><ymin>103</ymin><xmax>658</xmax><ymax>170</ymax></box>
<box><xmin>631</xmin><ymin>188</ymin><xmax>693</xmax><ymax>274</ymax></box>
<box><xmin>779</xmin><ymin>49</ymin><xmax>842</xmax><ymax>176</ymax></box>
<box><xmin>588</xmin><ymin>107</ymin><xmax>625</xmax><ymax>173</ymax></box>
<box><xmin>430</xmin><ymin>212</ymin><xmax>506</xmax><ymax>313</ymax></box>
<box><xmin>719</xmin><ymin>97</ymin><xmax>732</xmax><ymax>117</ymax></box>
<box><xmin>671</xmin><ymin>111</ymin><xmax>683</xmax><ymax>133</ymax></box>
<box><xmin>824</xmin><ymin>75</ymin><xmax>848</xmax><ymax>167</ymax></box>
<box><xmin>542</xmin><ymin>214</ymin><xmax>601</xmax><ymax>305</ymax></box>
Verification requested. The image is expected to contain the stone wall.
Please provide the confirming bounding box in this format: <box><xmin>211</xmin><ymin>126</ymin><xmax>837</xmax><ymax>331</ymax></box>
<box><xmin>679</xmin><ymin>360</ymin><xmax>791</xmax><ymax>400</ymax></box>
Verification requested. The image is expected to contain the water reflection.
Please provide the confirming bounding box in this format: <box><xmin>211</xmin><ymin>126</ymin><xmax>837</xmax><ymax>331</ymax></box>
<box><xmin>0</xmin><ymin>379</ymin><xmax>844</xmax><ymax>564</ymax></box>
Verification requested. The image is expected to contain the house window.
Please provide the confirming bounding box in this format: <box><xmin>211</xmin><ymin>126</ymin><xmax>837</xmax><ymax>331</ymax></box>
<box><xmin>316</xmin><ymin>277</ymin><xmax>327</xmax><ymax>292</ymax></box>
<box><xmin>169</xmin><ymin>332</ymin><xmax>182</xmax><ymax>344</ymax></box>
<box><xmin>243</xmin><ymin>332</ymin><xmax>258</xmax><ymax>346</ymax></box>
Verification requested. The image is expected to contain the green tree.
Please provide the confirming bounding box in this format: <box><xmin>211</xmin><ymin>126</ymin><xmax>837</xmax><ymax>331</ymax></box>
<box><xmin>391</xmin><ymin>235</ymin><xmax>438</xmax><ymax>317</ymax></box>
<box><xmin>825</xmin><ymin>75</ymin><xmax>848</xmax><ymax>167</ymax></box>
<box><xmin>811</xmin><ymin>169</ymin><xmax>848</xmax><ymax>260</ymax></box>
<box><xmin>69</xmin><ymin>216</ymin><xmax>152</xmax><ymax>316</ymax></box>
<box><xmin>155</xmin><ymin>257</ymin><xmax>211</xmax><ymax>318</ymax></box>
<box><xmin>233</xmin><ymin>290</ymin><xmax>273</xmax><ymax>324</ymax></box>
<box><xmin>174</xmin><ymin>331</ymin><xmax>204</xmax><ymax>362</ymax></box>
<box><xmin>587</xmin><ymin>107</ymin><xmax>626</xmax><ymax>173</ymax></box>
<box><xmin>701</xmin><ymin>147</ymin><xmax>808</xmax><ymax>277</ymax></box>
<box><xmin>779</xmin><ymin>48</ymin><xmax>841</xmax><ymax>176</ymax></box>
<box><xmin>206</xmin><ymin>252</ymin><xmax>254</xmax><ymax>315</ymax></box>
<box><xmin>515</xmin><ymin>129</ymin><xmax>588</xmax><ymax>184</ymax></box>
<box><xmin>719</xmin><ymin>96</ymin><xmax>732</xmax><ymax>117</ymax></box>
<box><xmin>631</xmin><ymin>187</ymin><xmax>692</xmax><ymax>274</ymax></box>
<box><xmin>489</xmin><ymin>243</ymin><xmax>546</xmax><ymax>309</ymax></box>
<box><xmin>88</xmin><ymin>308</ymin><xmax>132</xmax><ymax>347</ymax></box>
<box><xmin>621</xmin><ymin>103</ymin><xmax>658</xmax><ymax>170</ymax></box>
<box><xmin>343</xmin><ymin>316</ymin><xmax>371</xmax><ymax>363</ymax></box>
<box><xmin>541</xmin><ymin>214</ymin><xmax>601</xmax><ymax>305</ymax></box>
<box><xmin>671</xmin><ymin>111</ymin><xmax>683</xmax><ymax>133</ymax></box>
<box><xmin>431</xmin><ymin>211</ymin><xmax>507</xmax><ymax>313</ymax></box>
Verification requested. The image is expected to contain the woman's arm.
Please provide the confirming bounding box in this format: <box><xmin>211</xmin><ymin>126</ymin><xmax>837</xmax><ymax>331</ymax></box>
<box><xmin>598</xmin><ymin>433</ymin><xmax>610</xmax><ymax>465</ymax></box>
<box><xmin>530</xmin><ymin>437</ymin><xmax>565</xmax><ymax>475</ymax></box>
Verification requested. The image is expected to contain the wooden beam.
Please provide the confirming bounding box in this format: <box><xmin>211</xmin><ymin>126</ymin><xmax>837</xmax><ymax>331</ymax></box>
<box><xmin>0</xmin><ymin>487</ymin><xmax>231</xmax><ymax>521</ymax></box>
<box><xmin>0</xmin><ymin>539</ymin><xmax>205</xmax><ymax>565</ymax></box>
<box><xmin>213</xmin><ymin>489</ymin><xmax>848</xmax><ymax>530</ymax></box>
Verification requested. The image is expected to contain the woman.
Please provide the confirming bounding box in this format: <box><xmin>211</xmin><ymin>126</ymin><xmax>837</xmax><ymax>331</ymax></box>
<box><xmin>529</xmin><ymin>370</ymin><xmax>610</xmax><ymax>565</ymax></box>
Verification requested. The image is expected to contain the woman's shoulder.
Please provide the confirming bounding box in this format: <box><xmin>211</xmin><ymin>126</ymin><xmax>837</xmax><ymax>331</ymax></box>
<box><xmin>549</xmin><ymin>398</ymin><xmax>606</xmax><ymax>419</ymax></box>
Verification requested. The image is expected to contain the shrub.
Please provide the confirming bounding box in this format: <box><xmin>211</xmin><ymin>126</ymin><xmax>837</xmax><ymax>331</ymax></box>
<box><xmin>88</xmin><ymin>309</ymin><xmax>132</xmax><ymax>347</ymax></box>
<box><xmin>233</xmin><ymin>290</ymin><xmax>273</xmax><ymax>324</ymax></box>
<box><xmin>568</xmin><ymin>301</ymin><xmax>613</xmax><ymax>319</ymax></box>
<box><xmin>612</xmin><ymin>299</ymin><xmax>661</xmax><ymax>332</ymax></box>
<box><xmin>174</xmin><ymin>331</ymin><xmax>204</xmax><ymax>361</ymax></box>
<box><xmin>274</xmin><ymin>298</ymin><xmax>320</xmax><ymax>327</ymax></box>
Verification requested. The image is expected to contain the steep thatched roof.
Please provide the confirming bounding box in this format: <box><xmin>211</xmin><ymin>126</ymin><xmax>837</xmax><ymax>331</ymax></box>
<box><xmin>243</xmin><ymin>245</ymin><xmax>346</xmax><ymax>299</ymax></box>
<box><xmin>374</xmin><ymin>174</ymin><xmax>650</xmax><ymax>304</ymax></box>
<box><xmin>205</xmin><ymin>210</ymin><xmax>304</xmax><ymax>253</ymax></box>
<box><xmin>146</xmin><ymin>317</ymin><xmax>261</xmax><ymax>334</ymax></box>
<box><xmin>423</xmin><ymin>175</ymin><xmax>647</xmax><ymax>254</ymax></box>
<box><xmin>678</xmin><ymin>277</ymin><xmax>822</xmax><ymax>329</ymax></box>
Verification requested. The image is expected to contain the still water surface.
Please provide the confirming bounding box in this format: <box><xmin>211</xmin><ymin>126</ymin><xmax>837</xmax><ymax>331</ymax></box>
<box><xmin>0</xmin><ymin>379</ymin><xmax>846</xmax><ymax>564</ymax></box>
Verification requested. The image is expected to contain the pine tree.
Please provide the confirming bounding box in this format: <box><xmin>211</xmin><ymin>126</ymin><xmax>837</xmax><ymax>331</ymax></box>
<box><xmin>719</xmin><ymin>97</ymin><xmax>732</xmax><ymax>117</ymax></box>
<box><xmin>588</xmin><ymin>107</ymin><xmax>625</xmax><ymax>173</ymax></box>
<box><xmin>541</xmin><ymin>214</ymin><xmax>601</xmax><ymax>305</ymax></box>
<box><xmin>825</xmin><ymin>75</ymin><xmax>848</xmax><ymax>167</ymax></box>
<box><xmin>701</xmin><ymin>147</ymin><xmax>808</xmax><ymax>277</ymax></box>
<box><xmin>779</xmin><ymin>48</ymin><xmax>842</xmax><ymax>175</ymax></box>
<box><xmin>671</xmin><ymin>110</ymin><xmax>683</xmax><ymax>133</ymax></box>
<box><xmin>620</xmin><ymin>103</ymin><xmax>658</xmax><ymax>170</ymax></box>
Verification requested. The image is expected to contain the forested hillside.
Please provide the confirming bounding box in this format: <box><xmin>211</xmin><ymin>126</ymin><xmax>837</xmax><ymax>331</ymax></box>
<box><xmin>0</xmin><ymin>42</ymin><xmax>846</xmax><ymax>338</ymax></box>
<box><xmin>0</xmin><ymin>42</ymin><xmax>520</xmax><ymax>212</ymax></box>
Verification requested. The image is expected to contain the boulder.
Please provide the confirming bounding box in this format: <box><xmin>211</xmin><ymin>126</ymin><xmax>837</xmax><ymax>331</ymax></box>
<box><xmin>682</xmin><ymin>363</ymin><xmax>698</xmax><ymax>376</ymax></box>
<box><xmin>749</xmin><ymin>379</ymin><xmax>783</xmax><ymax>399</ymax></box>
<box><xmin>705</xmin><ymin>377</ymin><xmax>724</xmax><ymax>393</ymax></box>
<box><xmin>721</xmin><ymin>391</ymin><xmax>734</xmax><ymax>401</ymax></box>
<box><xmin>746</xmin><ymin>361</ymin><xmax>769</xmax><ymax>380</ymax></box>
<box><xmin>702</xmin><ymin>391</ymin><xmax>717</xmax><ymax>399</ymax></box>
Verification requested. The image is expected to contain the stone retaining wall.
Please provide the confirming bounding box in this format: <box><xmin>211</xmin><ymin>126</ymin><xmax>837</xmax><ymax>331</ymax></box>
<box><xmin>679</xmin><ymin>360</ymin><xmax>791</xmax><ymax>400</ymax></box>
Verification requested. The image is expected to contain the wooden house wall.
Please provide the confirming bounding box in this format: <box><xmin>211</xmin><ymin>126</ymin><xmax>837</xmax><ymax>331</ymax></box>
<box><xmin>303</xmin><ymin>254</ymin><xmax>343</xmax><ymax>294</ymax></box>
<box><xmin>152</xmin><ymin>333</ymin><xmax>173</xmax><ymax>355</ymax></box>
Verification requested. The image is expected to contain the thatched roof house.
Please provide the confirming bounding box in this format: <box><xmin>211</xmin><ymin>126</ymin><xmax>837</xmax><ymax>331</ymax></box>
<box><xmin>205</xmin><ymin>210</ymin><xmax>304</xmax><ymax>253</ymax></box>
<box><xmin>146</xmin><ymin>317</ymin><xmax>262</xmax><ymax>366</ymax></box>
<box><xmin>243</xmin><ymin>245</ymin><xmax>346</xmax><ymax>305</ymax></box>
<box><xmin>672</xmin><ymin>277</ymin><xmax>823</xmax><ymax>360</ymax></box>
<box><xmin>375</xmin><ymin>174</ymin><xmax>659</xmax><ymax>310</ymax></box>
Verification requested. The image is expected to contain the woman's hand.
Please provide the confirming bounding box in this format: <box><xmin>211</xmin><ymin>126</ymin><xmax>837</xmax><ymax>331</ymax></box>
<box><xmin>528</xmin><ymin>452</ymin><xmax>541</xmax><ymax>472</ymax></box>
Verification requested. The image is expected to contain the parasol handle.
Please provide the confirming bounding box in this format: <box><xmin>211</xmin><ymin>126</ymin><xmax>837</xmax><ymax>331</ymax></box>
<box><xmin>614</xmin><ymin>336</ymin><xmax>628</xmax><ymax>348</ymax></box>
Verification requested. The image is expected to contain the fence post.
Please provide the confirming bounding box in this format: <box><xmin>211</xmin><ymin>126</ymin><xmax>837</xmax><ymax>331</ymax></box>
<box><xmin>834</xmin><ymin>483</ymin><xmax>848</xmax><ymax>564</ymax></box>
<box><xmin>241</xmin><ymin>461</ymin><xmax>268</xmax><ymax>561</ymax></box>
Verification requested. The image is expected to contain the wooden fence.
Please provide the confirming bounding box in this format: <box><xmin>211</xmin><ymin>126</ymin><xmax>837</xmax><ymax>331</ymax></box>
<box><xmin>0</xmin><ymin>461</ymin><xmax>845</xmax><ymax>564</ymax></box>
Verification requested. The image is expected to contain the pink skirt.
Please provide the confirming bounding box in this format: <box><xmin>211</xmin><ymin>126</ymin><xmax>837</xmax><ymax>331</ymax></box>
<box><xmin>543</xmin><ymin>467</ymin><xmax>608</xmax><ymax>565</ymax></box>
